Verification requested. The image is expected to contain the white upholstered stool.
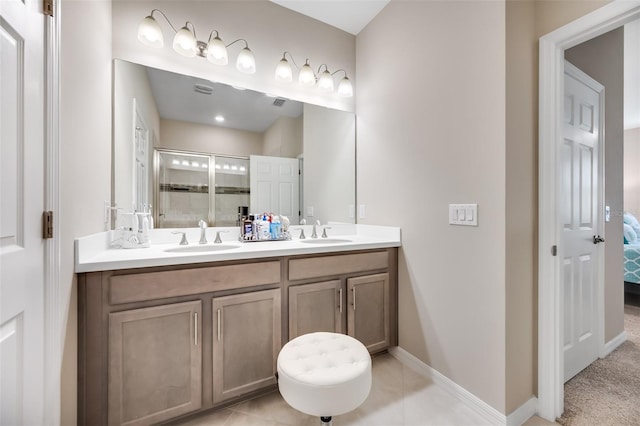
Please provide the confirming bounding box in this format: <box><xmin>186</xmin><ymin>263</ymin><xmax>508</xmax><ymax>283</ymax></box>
<box><xmin>277</xmin><ymin>332</ymin><xmax>372</xmax><ymax>425</ymax></box>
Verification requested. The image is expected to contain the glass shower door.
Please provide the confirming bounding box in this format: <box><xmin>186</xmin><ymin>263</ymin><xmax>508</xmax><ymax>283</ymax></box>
<box><xmin>213</xmin><ymin>156</ymin><xmax>250</xmax><ymax>226</ymax></box>
<box><xmin>156</xmin><ymin>151</ymin><xmax>211</xmax><ymax>228</ymax></box>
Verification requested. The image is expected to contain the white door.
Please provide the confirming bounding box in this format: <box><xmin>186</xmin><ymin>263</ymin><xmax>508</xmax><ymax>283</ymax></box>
<box><xmin>0</xmin><ymin>0</ymin><xmax>46</xmax><ymax>424</ymax></box>
<box><xmin>562</xmin><ymin>61</ymin><xmax>604</xmax><ymax>382</ymax></box>
<box><xmin>250</xmin><ymin>155</ymin><xmax>299</xmax><ymax>220</ymax></box>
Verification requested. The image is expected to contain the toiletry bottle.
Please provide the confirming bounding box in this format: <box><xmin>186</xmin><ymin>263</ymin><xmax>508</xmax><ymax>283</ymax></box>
<box><xmin>260</xmin><ymin>214</ymin><xmax>270</xmax><ymax>240</ymax></box>
<box><xmin>243</xmin><ymin>215</ymin><xmax>253</xmax><ymax>241</ymax></box>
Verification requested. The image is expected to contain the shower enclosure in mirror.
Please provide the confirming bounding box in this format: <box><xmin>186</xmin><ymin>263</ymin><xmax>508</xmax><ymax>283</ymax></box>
<box><xmin>155</xmin><ymin>150</ymin><xmax>250</xmax><ymax>227</ymax></box>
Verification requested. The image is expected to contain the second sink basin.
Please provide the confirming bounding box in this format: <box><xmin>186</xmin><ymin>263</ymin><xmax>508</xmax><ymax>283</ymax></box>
<box><xmin>299</xmin><ymin>238</ymin><xmax>352</xmax><ymax>244</ymax></box>
<box><xmin>164</xmin><ymin>244</ymin><xmax>240</xmax><ymax>253</ymax></box>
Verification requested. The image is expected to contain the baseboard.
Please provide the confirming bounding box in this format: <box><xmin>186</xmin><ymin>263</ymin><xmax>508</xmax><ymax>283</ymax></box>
<box><xmin>506</xmin><ymin>397</ymin><xmax>538</xmax><ymax>426</ymax></box>
<box><xmin>600</xmin><ymin>330</ymin><xmax>627</xmax><ymax>358</ymax></box>
<box><xmin>388</xmin><ymin>347</ymin><xmax>506</xmax><ymax>425</ymax></box>
<box><xmin>389</xmin><ymin>347</ymin><xmax>539</xmax><ymax>426</ymax></box>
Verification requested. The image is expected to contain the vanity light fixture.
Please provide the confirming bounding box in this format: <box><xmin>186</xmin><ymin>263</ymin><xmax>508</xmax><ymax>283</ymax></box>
<box><xmin>137</xmin><ymin>9</ymin><xmax>256</xmax><ymax>74</ymax></box>
<box><xmin>275</xmin><ymin>52</ymin><xmax>353</xmax><ymax>97</ymax></box>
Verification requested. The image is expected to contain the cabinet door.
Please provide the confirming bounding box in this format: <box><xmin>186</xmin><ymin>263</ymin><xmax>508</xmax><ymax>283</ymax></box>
<box><xmin>347</xmin><ymin>273</ymin><xmax>390</xmax><ymax>353</ymax></box>
<box><xmin>108</xmin><ymin>301</ymin><xmax>202</xmax><ymax>426</ymax></box>
<box><xmin>289</xmin><ymin>280</ymin><xmax>343</xmax><ymax>339</ymax></box>
<box><xmin>212</xmin><ymin>289</ymin><xmax>281</xmax><ymax>403</ymax></box>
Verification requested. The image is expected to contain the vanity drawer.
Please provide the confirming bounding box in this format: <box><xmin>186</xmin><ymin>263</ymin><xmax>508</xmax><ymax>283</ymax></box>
<box><xmin>109</xmin><ymin>261</ymin><xmax>281</xmax><ymax>304</ymax></box>
<box><xmin>288</xmin><ymin>251</ymin><xmax>388</xmax><ymax>281</ymax></box>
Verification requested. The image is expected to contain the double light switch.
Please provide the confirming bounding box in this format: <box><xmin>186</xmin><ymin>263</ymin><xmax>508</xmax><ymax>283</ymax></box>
<box><xmin>449</xmin><ymin>204</ymin><xmax>478</xmax><ymax>226</ymax></box>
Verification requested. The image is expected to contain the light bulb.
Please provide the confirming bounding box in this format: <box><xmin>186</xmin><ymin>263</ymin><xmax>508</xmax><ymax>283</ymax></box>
<box><xmin>318</xmin><ymin>70</ymin><xmax>334</xmax><ymax>92</ymax></box>
<box><xmin>236</xmin><ymin>47</ymin><xmax>256</xmax><ymax>74</ymax></box>
<box><xmin>206</xmin><ymin>35</ymin><xmax>228</xmax><ymax>65</ymax></box>
<box><xmin>338</xmin><ymin>76</ymin><xmax>353</xmax><ymax>97</ymax></box>
<box><xmin>137</xmin><ymin>15</ymin><xmax>164</xmax><ymax>48</ymax></box>
<box><xmin>298</xmin><ymin>62</ymin><xmax>316</xmax><ymax>86</ymax></box>
<box><xmin>275</xmin><ymin>57</ymin><xmax>293</xmax><ymax>83</ymax></box>
<box><xmin>173</xmin><ymin>25</ymin><xmax>197</xmax><ymax>57</ymax></box>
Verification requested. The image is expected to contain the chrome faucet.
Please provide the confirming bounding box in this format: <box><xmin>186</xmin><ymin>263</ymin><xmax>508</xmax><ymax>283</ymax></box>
<box><xmin>198</xmin><ymin>220</ymin><xmax>208</xmax><ymax>244</ymax></box>
<box><xmin>311</xmin><ymin>220</ymin><xmax>321</xmax><ymax>238</ymax></box>
<box><xmin>321</xmin><ymin>226</ymin><xmax>331</xmax><ymax>238</ymax></box>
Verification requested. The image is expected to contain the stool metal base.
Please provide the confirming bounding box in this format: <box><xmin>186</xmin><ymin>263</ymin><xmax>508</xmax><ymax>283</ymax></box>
<box><xmin>320</xmin><ymin>416</ymin><xmax>332</xmax><ymax>425</ymax></box>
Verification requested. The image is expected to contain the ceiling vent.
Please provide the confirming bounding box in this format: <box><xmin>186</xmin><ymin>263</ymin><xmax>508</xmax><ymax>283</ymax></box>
<box><xmin>272</xmin><ymin>97</ymin><xmax>286</xmax><ymax>107</ymax></box>
<box><xmin>194</xmin><ymin>84</ymin><xmax>214</xmax><ymax>95</ymax></box>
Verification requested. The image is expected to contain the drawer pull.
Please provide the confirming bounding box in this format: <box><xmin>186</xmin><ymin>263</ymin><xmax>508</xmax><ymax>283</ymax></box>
<box><xmin>339</xmin><ymin>288</ymin><xmax>343</xmax><ymax>313</ymax></box>
<box><xmin>217</xmin><ymin>308</ymin><xmax>222</xmax><ymax>341</ymax></box>
<box><xmin>194</xmin><ymin>312</ymin><xmax>199</xmax><ymax>346</ymax></box>
<box><xmin>352</xmin><ymin>287</ymin><xmax>356</xmax><ymax>311</ymax></box>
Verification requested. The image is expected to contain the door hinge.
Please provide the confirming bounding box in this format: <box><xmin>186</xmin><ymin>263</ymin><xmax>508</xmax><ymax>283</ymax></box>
<box><xmin>551</xmin><ymin>245</ymin><xmax>557</xmax><ymax>256</ymax></box>
<box><xmin>43</xmin><ymin>0</ymin><xmax>54</xmax><ymax>17</ymax></box>
<box><xmin>43</xmin><ymin>211</ymin><xmax>53</xmax><ymax>239</ymax></box>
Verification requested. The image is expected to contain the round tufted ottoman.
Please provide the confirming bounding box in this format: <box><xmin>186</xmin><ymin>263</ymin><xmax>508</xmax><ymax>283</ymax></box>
<box><xmin>277</xmin><ymin>332</ymin><xmax>372</xmax><ymax>425</ymax></box>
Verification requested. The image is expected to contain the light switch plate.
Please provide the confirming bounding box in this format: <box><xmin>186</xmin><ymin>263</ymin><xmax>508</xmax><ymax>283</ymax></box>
<box><xmin>449</xmin><ymin>204</ymin><xmax>478</xmax><ymax>226</ymax></box>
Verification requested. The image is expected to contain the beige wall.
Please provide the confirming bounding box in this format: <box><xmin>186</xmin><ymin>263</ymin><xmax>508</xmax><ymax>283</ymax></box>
<box><xmin>505</xmin><ymin>0</ymin><xmax>538</xmax><ymax>414</ymax></box>
<box><xmin>357</xmin><ymin>0</ymin><xmax>507</xmax><ymax>412</ymax></box>
<box><xmin>263</xmin><ymin>116</ymin><xmax>303</xmax><ymax>158</ymax></box>
<box><xmin>159</xmin><ymin>118</ymin><xmax>263</xmax><ymax>157</ymax></box>
<box><xmin>624</xmin><ymin>128</ymin><xmax>640</xmax><ymax>215</ymax></box>
<box><xmin>59</xmin><ymin>0</ymin><xmax>112</xmax><ymax>424</ymax></box>
<box><xmin>113</xmin><ymin>60</ymin><xmax>160</xmax><ymax>211</ymax></box>
<box><xmin>565</xmin><ymin>27</ymin><xmax>625</xmax><ymax>343</ymax></box>
<box><xmin>535</xmin><ymin>0</ymin><xmax>611</xmax><ymax>38</ymax></box>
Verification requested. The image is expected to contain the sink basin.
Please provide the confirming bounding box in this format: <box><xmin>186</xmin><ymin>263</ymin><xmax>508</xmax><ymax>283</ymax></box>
<box><xmin>299</xmin><ymin>238</ymin><xmax>352</xmax><ymax>244</ymax></box>
<box><xmin>164</xmin><ymin>244</ymin><xmax>240</xmax><ymax>253</ymax></box>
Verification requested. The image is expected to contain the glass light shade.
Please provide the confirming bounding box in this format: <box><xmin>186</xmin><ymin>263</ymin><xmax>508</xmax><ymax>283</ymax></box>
<box><xmin>275</xmin><ymin>58</ymin><xmax>293</xmax><ymax>83</ymax></box>
<box><xmin>173</xmin><ymin>25</ymin><xmax>197</xmax><ymax>57</ymax></box>
<box><xmin>206</xmin><ymin>36</ymin><xmax>228</xmax><ymax>65</ymax></box>
<box><xmin>338</xmin><ymin>76</ymin><xmax>353</xmax><ymax>97</ymax></box>
<box><xmin>318</xmin><ymin>70</ymin><xmax>334</xmax><ymax>92</ymax></box>
<box><xmin>137</xmin><ymin>16</ymin><xmax>164</xmax><ymax>48</ymax></box>
<box><xmin>298</xmin><ymin>63</ymin><xmax>316</xmax><ymax>86</ymax></box>
<box><xmin>236</xmin><ymin>47</ymin><xmax>256</xmax><ymax>74</ymax></box>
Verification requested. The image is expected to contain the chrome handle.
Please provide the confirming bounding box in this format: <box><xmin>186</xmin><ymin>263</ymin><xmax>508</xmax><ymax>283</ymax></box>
<box><xmin>352</xmin><ymin>287</ymin><xmax>356</xmax><ymax>311</ymax></box>
<box><xmin>321</xmin><ymin>227</ymin><xmax>332</xmax><ymax>238</ymax></box>
<box><xmin>593</xmin><ymin>235</ymin><xmax>605</xmax><ymax>244</ymax></box>
<box><xmin>217</xmin><ymin>308</ymin><xmax>221</xmax><ymax>341</ymax></box>
<box><xmin>171</xmin><ymin>231</ymin><xmax>188</xmax><ymax>245</ymax></box>
<box><xmin>194</xmin><ymin>312</ymin><xmax>198</xmax><ymax>346</ymax></box>
<box><xmin>214</xmin><ymin>231</ymin><xmax>229</xmax><ymax>244</ymax></box>
<box><xmin>339</xmin><ymin>288</ymin><xmax>343</xmax><ymax>313</ymax></box>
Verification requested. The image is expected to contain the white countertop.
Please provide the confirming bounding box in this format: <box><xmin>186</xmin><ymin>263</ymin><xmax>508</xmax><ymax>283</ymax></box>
<box><xmin>75</xmin><ymin>224</ymin><xmax>401</xmax><ymax>273</ymax></box>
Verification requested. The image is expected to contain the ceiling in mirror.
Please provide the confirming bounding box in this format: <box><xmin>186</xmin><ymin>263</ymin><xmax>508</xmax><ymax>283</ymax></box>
<box><xmin>146</xmin><ymin>67</ymin><xmax>303</xmax><ymax>132</ymax></box>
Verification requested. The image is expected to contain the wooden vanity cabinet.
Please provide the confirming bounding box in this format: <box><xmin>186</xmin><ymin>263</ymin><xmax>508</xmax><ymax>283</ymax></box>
<box><xmin>78</xmin><ymin>248</ymin><xmax>397</xmax><ymax>426</ymax></box>
<box><xmin>286</xmin><ymin>250</ymin><xmax>397</xmax><ymax>354</ymax></box>
<box><xmin>347</xmin><ymin>273</ymin><xmax>390</xmax><ymax>353</ymax></box>
<box><xmin>212</xmin><ymin>289</ymin><xmax>281</xmax><ymax>403</ymax></box>
<box><xmin>108</xmin><ymin>301</ymin><xmax>202</xmax><ymax>426</ymax></box>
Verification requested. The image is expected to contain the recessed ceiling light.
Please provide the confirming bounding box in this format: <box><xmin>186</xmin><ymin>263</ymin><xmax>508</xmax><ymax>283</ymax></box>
<box><xmin>231</xmin><ymin>165</ymin><xmax>238</xmax><ymax>170</ymax></box>
<box><xmin>182</xmin><ymin>160</ymin><xmax>189</xmax><ymax>166</ymax></box>
<box><xmin>191</xmin><ymin>161</ymin><xmax>199</xmax><ymax>167</ymax></box>
<box><xmin>215</xmin><ymin>115</ymin><xmax>225</xmax><ymax>123</ymax></box>
<box><xmin>172</xmin><ymin>159</ymin><xmax>180</xmax><ymax>165</ymax></box>
<box><xmin>201</xmin><ymin>163</ymin><xmax>208</xmax><ymax>168</ymax></box>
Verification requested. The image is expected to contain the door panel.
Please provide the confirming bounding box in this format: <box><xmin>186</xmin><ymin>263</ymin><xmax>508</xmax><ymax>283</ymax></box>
<box><xmin>250</xmin><ymin>155</ymin><xmax>299</xmax><ymax>219</ymax></box>
<box><xmin>289</xmin><ymin>280</ymin><xmax>343</xmax><ymax>338</ymax></box>
<box><xmin>562</xmin><ymin>61</ymin><xmax>602</xmax><ymax>382</ymax></box>
<box><xmin>0</xmin><ymin>1</ymin><xmax>45</xmax><ymax>424</ymax></box>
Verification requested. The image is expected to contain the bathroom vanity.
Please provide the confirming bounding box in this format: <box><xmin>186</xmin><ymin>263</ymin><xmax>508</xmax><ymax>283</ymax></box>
<box><xmin>76</xmin><ymin>225</ymin><xmax>400</xmax><ymax>425</ymax></box>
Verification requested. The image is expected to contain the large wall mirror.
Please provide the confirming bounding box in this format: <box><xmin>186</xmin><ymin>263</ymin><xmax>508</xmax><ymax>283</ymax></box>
<box><xmin>113</xmin><ymin>59</ymin><xmax>356</xmax><ymax>228</ymax></box>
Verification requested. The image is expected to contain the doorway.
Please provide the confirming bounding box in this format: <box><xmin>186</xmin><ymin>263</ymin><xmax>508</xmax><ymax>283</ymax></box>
<box><xmin>538</xmin><ymin>1</ymin><xmax>640</xmax><ymax>421</ymax></box>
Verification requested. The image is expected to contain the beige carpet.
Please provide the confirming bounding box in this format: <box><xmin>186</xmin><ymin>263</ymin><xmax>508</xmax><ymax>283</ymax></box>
<box><xmin>558</xmin><ymin>303</ymin><xmax>640</xmax><ymax>425</ymax></box>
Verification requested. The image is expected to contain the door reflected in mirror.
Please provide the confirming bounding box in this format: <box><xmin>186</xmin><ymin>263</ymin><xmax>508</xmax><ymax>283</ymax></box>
<box><xmin>113</xmin><ymin>59</ymin><xmax>355</xmax><ymax>227</ymax></box>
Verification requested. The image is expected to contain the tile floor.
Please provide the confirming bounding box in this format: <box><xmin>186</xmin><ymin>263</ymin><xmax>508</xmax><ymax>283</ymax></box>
<box><xmin>178</xmin><ymin>353</ymin><xmax>556</xmax><ymax>426</ymax></box>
